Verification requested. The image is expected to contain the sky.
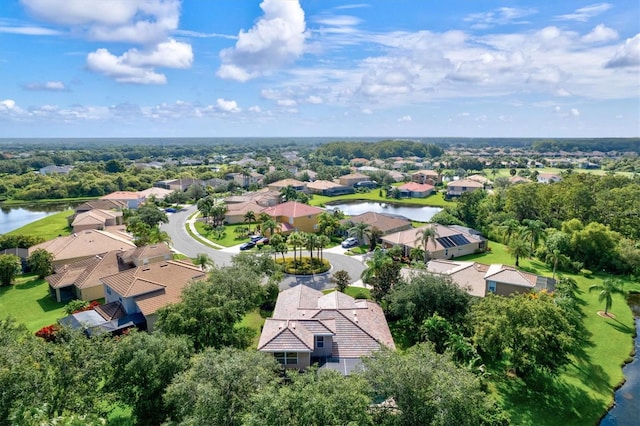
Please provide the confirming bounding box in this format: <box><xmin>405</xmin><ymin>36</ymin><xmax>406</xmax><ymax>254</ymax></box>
<box><xmin>0</xmin><ymin>0</ymin><xmax>639</xmax><ymax>138</ymax></box>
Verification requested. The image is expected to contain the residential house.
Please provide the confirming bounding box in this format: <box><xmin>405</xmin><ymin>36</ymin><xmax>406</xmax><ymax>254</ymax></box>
<box><xmin>46</xmin><ymin>251</ymin><xmax>131</xmax><ymax>302</ymax></box>
<box><xmin>138</xmin><ymin>187</ymin><xmax>174</xmax><ymax>201</ymax></box>
<box><xmin>226</xmin><ymin>172</ymin><xmax>264</xmax><ymax>188</ymax></box>
<box><xmin>29</xmin><ymin>229</ymin><xmax>136</xmax><ymax>267</ymax></box>
<box><xmin>411</xmin><ymin>170</ymin><xmax>441</xmax><ymax>185</ymax></box>
<box><xmin>267</xmin><ymin>178</ymin><xmax>307</xmax><ymax>192</ymax></box>
<box><xmin>119</xmin><ymin>243</ymin><xmax>172</xmax><ymax>267</ymax></box>
<box><xmin>71</xmin><ymin>209</ymin><xmax>123</xmax><ymax>233</ymax></box>
<box><xmin>100</xmin><ymin>191</ymin><xmax>146</xmax><ymax>209</ymax></box>
<box><xmin>338</xmin><ymin>173</ymin><xmax>370</xmax><ymax>187</ymax></box>
<box><xmin>224</xmin><ymin>200</ymin><xmax>264</xmax><ymax>224</ymax></box>
<box><xmin>446</xmin><ymin>179</ymin><xmax>484</xmax><ymax>198</ymax></box>
<box><xmin>306</xmin><ymin>180</ymin><xmax>355</xmax><ymax>196</ymax></box>
<box><xmin>537</xmin><ymin>173</ymin><xmax>562</xmax><ymax>184</ymax></box>
<box><xmin>295</xmin><ymin>169</ymin><xmax>318</xmax><ymax>181</ymax></box>
<box><xmin>509</xmin><ymin>175</ymin><xmax>530</xmax><ymax>185</ymax></box>
<box><xmin>340</xmin><ymin>212</ymin><xmax>412</xmax><ymax>244</ymax></box>
<box><xmin>381</xmin><ymin>224</ymin><xmax>486</xmax><ymax>260</ymax></box>
<box><xmin>467</xmin><ymin>174</ymin><xmax>493</xmax><ymax>188</ymax></box>
<box><xmin>74</xmin><ymin>199</ymin><xmax>127</xmax><ymax>214</ymax></box>
<box><xmin>260</xmin><ymin>201</ymin><xmax>325</xmax><ymax>234</ymax></box>
<box><xmin>349</xmin><ymin>158</ymin><xmax>370</xmax><ymax>166</ymax></box>
<box><xmin>396</xmin><ymin>182</ymin><xmax>434</xmax><ymax>198</ymax></box>
<box><xmin>258</xmin><ymin>285</ymin><xmax>395</xmax><ymax>374</ymax></box>
<box><xmin>415</xmin><ymin>259</ymin><xmax>556</xmax><ymax>297</ymax></box>
<box><xmin>101</xmin><ymin>260</ymin><xmax>206</xmax><ymax>331</ymax></box>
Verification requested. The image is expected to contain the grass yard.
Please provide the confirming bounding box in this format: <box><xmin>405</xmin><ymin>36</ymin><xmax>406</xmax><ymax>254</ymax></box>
<box><xmin>194</xmin><ymin>220</ymin><xmax>258</xmax><ymax>248</ymax></box>
<box><xmin>309</xmin><ymin>191</ymin><xmax>454</xmax><ymax>208</ymax></box>
<box><xmin>454</xmin><ymin>242</ymin><xmax>637</xmax><ymax>425</ymax></box>
<box><xmin>0</xmin><ymin>274</ymin><xmax>66</xmax><ymax>332</ymax></box>
<box><xmin>238</xmin><ymin>308</ymin><xmax>268</xmax><ymax>348</ymax></box>
<box><xmin>6</xmin><ymin>209</ymin><xmax>74</xmax><ymax>240</ymax></box>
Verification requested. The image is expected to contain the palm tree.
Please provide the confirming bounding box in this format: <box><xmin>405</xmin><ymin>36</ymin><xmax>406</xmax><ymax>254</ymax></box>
<box><xmin>270</xmin><ymin>233</ymin><xmax>287</xmax><ymax>262</ymax></box>
<box><xmin>262</xmin><ymin>219</ymin><xmax>278</xmax><ymax>237</ymax></box>
<box><xmin>507</xmin><ymin>235</ymin><xmax>530</xmax><ymax>267</ymax></box>
<box><xmin>365</xmin><ymin>226</ymin><xmax>383</xmax><ymax>251</ymax></box>
<box><xmin>360</xmin><ymin>248</ymin><xmax>392</xmax><ymax>285</ymax></box>
<box><xmin>193</xmin><ymin>253</ymin><xmax>214</xmax><ymax>271</ymax></box>
<box><xmin>287</xmin><ymin>232</ymin><xmax>306</xmax><ymax>265</ymax></box>
<box><xmin>589</xmin><ymin>278</ymin><xmax>627</xmax><ymax>316</ymax></box>
<box><xmin>546</xmin><ymin>249</ymin><xmax>570</xmax><ymax>280</ymax></box>
<box><xmin>244</xmin><ymin>210</ymin><xmax>256</xmax><ymax>232</ymax></box>
<box><xmin>415</xmin><ymin>225</ymin><xmax>438</xmax><ymax>263</ymax></box>
<box><xmin>316</xmin><ymin>234</ymin><xmax>330</xmax><ymax>262</ymax></box>
<box><xmin>499</xmin><ymin>219</ymin><xmax>521</xmax><ymax>245</ymax></box>
<box><xmin>522</xmin><ymin>219</ymin><xmax>547</xmax><ymax>252</ymax></box>
<box><xmin>349</xmin><ymin>222</ymin><xmax>370</xmax><ymax>246</ymax></box>
<box><xmin>304</xmin><ymin>233</ymin><xmax>318</xmax><ymax>261</ymax></box>
<box><xmin>258</xmin><ymin>212</ymin><xmax>271</xmax><ymax>223</ymax></box>
<box><xmin>280</xmin><ymin>185</ymin><xmax>298</xmax><ymax>202</ymax></box>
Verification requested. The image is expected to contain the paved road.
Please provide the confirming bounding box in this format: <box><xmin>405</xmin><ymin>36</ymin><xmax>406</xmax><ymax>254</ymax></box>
<box><xmin>161</xmin><ymin>204</ymin><xmax>367</xmax><ymax>291</ymax></box>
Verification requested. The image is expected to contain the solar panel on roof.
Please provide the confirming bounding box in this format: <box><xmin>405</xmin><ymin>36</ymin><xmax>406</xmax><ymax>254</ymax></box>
<box><xmin>436</xmin><ymin>237</ymin><xmax>454</xmax><ymax>248</ymax></box>
<box><xmin>449</xmin><ymin>235</ymin><xmax>470</xmax><ymax>246</ymax></box>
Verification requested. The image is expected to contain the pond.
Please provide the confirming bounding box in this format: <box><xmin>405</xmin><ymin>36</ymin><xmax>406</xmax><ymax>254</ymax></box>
<box><xmin>600</xmin><ymin>294</ymin><xmax>640</xmax><ymax>425</ymax></box>
<box><xmin>0</xmin><ymin>204</ymin><xmax>70</xmax><ymax>234</ymax></box>
<box><xmin>326</xmin><ymin>201</ymin><xmax>442</xmax><ymax>222</ymax></box>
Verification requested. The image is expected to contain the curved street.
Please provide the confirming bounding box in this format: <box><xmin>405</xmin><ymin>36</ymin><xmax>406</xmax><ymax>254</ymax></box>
<box><xmin>160</xmin><ymin>205</ymin><xmax>367</xmax><ymax>291</ymax></box>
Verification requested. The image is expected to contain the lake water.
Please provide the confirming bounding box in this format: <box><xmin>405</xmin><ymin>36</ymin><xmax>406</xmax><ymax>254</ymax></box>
<box><xmin>0</xmin><ymin>205</ymin><xmax>68</xmax><ymax>234</ymax></box>
<box><xmin>600</xmin><ymin>295</ymin><xmax>640</xmax><ymax>425</ymax></box>
<box><xmin>326</xmin><ymin>201</ymin><xmax>442</xmax><ymax>222</ymax></box>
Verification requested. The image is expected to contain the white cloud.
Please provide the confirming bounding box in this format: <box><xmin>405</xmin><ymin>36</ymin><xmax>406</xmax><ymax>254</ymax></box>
<box><xmin>397</xmin><ymin>115</ymin><xmax>412</xmax><ymax>122</ymax></box>
<box><xmin>216</xmin><ymin>98</ymin><xmax>241</xmax><ymax>113</ymax></box>
<box><xmin>0</xmin><ymin>25</ymin><xmax>62</xmax><ymax>35</ymax></box>
<box><xmin>582</xmin><ymin>24</ymin><xmax>618</xmax><ymax>43</ymax></box>
<box><xmin>249</xmin><ymin>105</ymin><xmax>262</xmax><ymax>113</ymax></box>
<box><xmin>605</xmin><ymin>34</ymin><xmax>640</xmax><ymax>68</ymax></box>
<box><xmin>86</xmin><ymin>39</ymin><xmax>192</xmax><ymax>84</ymax></box>
<box><xmin>0</xmin><ymin>99</ymin><xmax>17</xmax><ymax>109</ymax></box>
<box><xmin>21</xmin><ymin>0</ymin><xmax>180</xmax><ymax>44</ymax></box>
<box><xmin>571</xmin><ymin>108</ymin><xmax>580</xmax><ymax>117</ymax></box>
<box><xmin>556</xmin><ymin>3</ymin><xmax>612</xmax><ymax>22</ymax></box>
<box><xmin>217</xmin><ymin>0</ymin><xmax>307</xmax><ymax>81</ymax></box>
<box><xmin>307</xmin><ymin>95</ymin><xmax>322</xmax><ymax>104</ymax></box>
<box><xmin>23</xmin><ymin>81</ymin><xmax>68</xmax><ymax>91</ymax></box>
<box><xmin>86</xmin><ymin>48</ymin><xmax>167</xmax><ymax>84</ymax></box>
<box><xmin>277</xmin><ymin>99</ymin><xmax>297</xmax><ymax>107</ymax></box>
<box><xmin>464</xmin><ymin>7</ymin><xmax>537</xmax><ymax>29</ymax></box>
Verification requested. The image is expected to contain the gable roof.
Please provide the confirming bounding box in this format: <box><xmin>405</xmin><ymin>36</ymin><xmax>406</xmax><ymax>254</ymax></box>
<box><xmin>119</xmin><ymin>243</ymin><xmax>172</xmax><ymax>264</ymax></box>
<box><xmin>75</xmin><ymin>199</ymin><xmax>127</xmax><ymax>212</ymax></box>
<box><xmin>45</xmin><ymin>251</ymin><xmax>129</xmax><ymax>290</ymax></box>
<box><xmin>137</xmin><ymin>187</ymin><xmax>173</xmax><ymax>199</ymax></box>
<box><xmin>341</xmin><ymin>212</ymin><xmax>411</xmax><ymax>235</ymax></box>
<box><xmin>268</xmin><ymin>178</ymin><xmax>306</xmax><ymax>189</ymax></box>
<box><xmin>29</xmin><ymin>230</ymin><xmax>136</xmax><ymax>263</ymax></box>
<box><xmin>485</xmin><ymin>264</ymin><xmax>538</xmax><ymax>288</ymax></box>
<box><xmin>411</xmin><ymin>169</ymin><xmax>439</xmax><ymax>177</ymax></box>
<box><xmin>382</xmin><ymin>224</ymin><xmax>481</xmax><ymax>251</ymax></box>
<box><xmin>100</xmin><ymin>191</ymin><xmax>143</xmax><ymax>200</ymax></box>
<box><xmin>398</xmin><ymin>182</ymin><xmax>434</xmax><ymax>192</ymax></box>
<box><xmin>101</xmin><ymin>260</ymin><xmax>205</xmax><ymax>316</ymax></box>
<box><xmin>259</xmin><ymin>285</ymin><xmax>395</xmax><ymax>357</ymax></box>
<box><xmin>447</xmin><ymin>179</ymin><xmax>484</xmax><ymax>188</ymax></box>
<box><xmin>261</xmin><ymin>201</ymin><xmax>324</xmax><ymax>218</ymax></box>
<box><xmin>71</xmin><ymin>209</ymin><xmax>120</xmax><ymax>227</ymax></box>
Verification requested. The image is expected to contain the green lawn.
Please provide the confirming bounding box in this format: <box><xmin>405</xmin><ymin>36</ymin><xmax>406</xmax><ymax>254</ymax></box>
<box><xmin>309</xmin><ymin>191</ymin><xmax>454</xmax><ymax>208</ymax></box>
<box><xmin>194</xmin><ymin>220</ymin><xmax>259</xmax><ymax>248</ymax></box>
<box><xmin>238</xmin><ymin>308</ymin><xmax>268</xmax><ymax>348</ymax></box>
<box><xmin>0</xmin><ymin>274</ymin><xmax>67</xmax><ymax>331</ymax></box>
<box><xmin>454</xmin><ymin>242</ymin><xmax>637</xmax><ymax>425</ymax></box>
<box><xmin>7</xmin><ymin>209</ymin><xmax>74</xmax><ymax>240</ymax></box>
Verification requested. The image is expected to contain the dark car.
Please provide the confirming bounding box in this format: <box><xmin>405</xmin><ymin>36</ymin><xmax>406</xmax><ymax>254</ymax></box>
<box><xmin>164</xmin><ymin>207</ymin><xmax>177</xmax><ymax>213</ymax></box>
<box><xmin>240</xmin><ymin>241</ymin><xmax>256</xmax><ymax>250</ymax></box>
<box><xmin>256</xmin><ymin>237</ymin><xmax>270</xmax><ymax>245</ymax></box>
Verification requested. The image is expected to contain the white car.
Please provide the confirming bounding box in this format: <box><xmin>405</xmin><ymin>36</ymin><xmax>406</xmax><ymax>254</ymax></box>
<box><xmin>341</xmin><ymin>237</ymin><xmax>358</xmax><ymax>248</ymax></box>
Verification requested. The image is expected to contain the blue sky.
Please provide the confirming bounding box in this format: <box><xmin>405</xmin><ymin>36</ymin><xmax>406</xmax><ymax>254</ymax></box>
<box><xmin>1</xmin><ymin>0</ymin><xmax>638</xmax><ymax>138</ymax></box>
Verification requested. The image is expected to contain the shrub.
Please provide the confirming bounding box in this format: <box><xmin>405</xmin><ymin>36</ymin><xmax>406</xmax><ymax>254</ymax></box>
<box><xmin>35</xmin><ymin>324</ymin><xmax>60</xmax><ymax>342</ymax></box>
<box><xmin>276</xmin><ymin>257</ymin><xmax>330</xmax><ymax>275</ymax></box>
<box><xmin>581</xmin><ymin>268</ymin><xmax>593</xmax><ymax>278</ymax></box>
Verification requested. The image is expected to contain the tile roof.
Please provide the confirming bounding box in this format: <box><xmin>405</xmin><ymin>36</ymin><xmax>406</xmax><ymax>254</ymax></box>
<box><xmin>382</xmin><ymin>224</ymin><xmax>481</xmax><ymax>251</ymax></box>
<box><xmin>411</xmin><ymin>169</ymin><xmax>439</xmax><ymax>177</ymax></box>
<box><xmin>71</xmin><ymin>209</ymin><xmax>120</xmax><ymax>227</ymax></box>
<box><xmin>447</xmin><ymin>179</ymin><xmax>484</xmax><ymax>188</ymax></box>
<box><xmin>120</xmin><ymin>243</ymin><xmax>172</xmax><ymax>264</ymax></box>
<box><xmin>268</xmin><ymin>178</ymin><xmax>306</xmax><ymax>188</ymax></box>
<box><xmin>30</xmin><ymin>230</ymin><xmax>136</xmax><ymax>263</ymax></box>
<box><xmin>306</xmin><ymin>180</ymin><xmax>343</xmax><ymax>191</ymax></box>
<box><xmin>259</xmin><ymin>285</ymin><xmax>395</xmax><ymax>357</ymax></box>
<box><xmin>342</xmin><ymin>212</ymin><xmax>411</xmax><ymax>235</ymax></box>
<box><xmin>75</xmin><ymin>199</ymin><xmax>127</xmax><ymax>212</ymax></box>
<box><xmin>137</xmin><ymin>187</ymin><xmax>173</xmax><ymax>199</ymax></box>
<box><xmin>261</xmin><ymin>201</ymin><xmax>324</xmax><ymax>218</ymax></box>
<box><xmin>398</xmin><ymin>182</ymin><xmax>434</xmax><ymax>192</ymax></box>
<box><xmin>101</xmin><ymin>260</ymin><xmax>205</xmax><ymax>316</ymax></box>
<box><xmin>101</xmin><ymin>191</ymin><xmax>143</xmax><ymax>200</ymax></box>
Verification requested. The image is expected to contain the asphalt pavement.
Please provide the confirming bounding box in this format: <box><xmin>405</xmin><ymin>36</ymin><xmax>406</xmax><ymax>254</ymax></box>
<box><xmin>160</xmin><ymin>204</ymin><xmax>368</xmax><ymax>291</ymax></box>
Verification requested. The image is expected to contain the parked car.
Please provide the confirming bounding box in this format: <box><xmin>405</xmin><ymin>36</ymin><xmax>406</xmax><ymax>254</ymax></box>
<box><xmin>341</xmin><ymin>237</ymin><xmax>358</xmax><ymax>248</ymax></box>
<box><xmin>249</xmin><ymin>235</ymin><xmax>264</xmax><ymax>242</ymax></box>
<box><xmin>240</xmin><ymin>241</ymin><xmax>256</xmax><ymax>250</ymax></box>
<box><xmin>164</xmin><ymin>207</ymin><xmax>177</xmax><ymax>213</ymax></box>
<box><xmin>256</xmin><ymin>237</ymin><xmax>270</xmax><ymax>245</ymax></box>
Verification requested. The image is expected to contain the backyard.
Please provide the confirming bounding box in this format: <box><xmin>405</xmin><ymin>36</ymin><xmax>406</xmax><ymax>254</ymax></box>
<box><xmin>0</xmin><ymin>274</ymin><xmax>66</xmax><ymax>332</ymax></box>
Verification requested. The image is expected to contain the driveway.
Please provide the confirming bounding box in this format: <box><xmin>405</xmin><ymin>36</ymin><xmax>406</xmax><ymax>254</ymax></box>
<box><xmin>161</xmin><ymin>204</ymin><xmax>368</xmax><ymax>291</ymax></box>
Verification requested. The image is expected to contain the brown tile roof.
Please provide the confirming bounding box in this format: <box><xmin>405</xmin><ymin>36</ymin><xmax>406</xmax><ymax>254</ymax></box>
<box><xmin>261</xmin><ymin>201</ymin><xmax>324</xmax><ymax>219</ymax></box>
<box><xmin>101</xmin><ymin>191</ymin><xmax>143</xmax><ymax>200</ymax></box>
<box><xmin>30</xmin><ymin>230</ymin><xmax>136</xmax><ymax>263</ymax></box>
<box><xmin>381</xmin><ymin>224</ymin><xmax>481</xmax><ymax>251</ymax></box>
<box><xmin>342</xmin><ymin>212</ymin><xmax>412</xmax><ymax>235</ymax></box>
<box><xmin>45</xmin><ymin>251</ymin><xmax>129</xmax><ymax>290</ymax></box>
<box><xmin>119</xmin><ymin>243</ymin><xmax>172</xmax><ymax>264</ymax></box>
<box><xmin>71</xmin><ymin>209</ymin><xmax>121</xmax><ymax>227</ymax></box>
<box><xmin>306</xmin><ymin>180</ymin><xmax>343</xmax><ymax>191</ymax></box>
<box><xmin>447</xmin><ymin>178</ymin><xmax>484</xmax><ymax>188</ymax></box>
<box><xmin>268</xmin><ymin>178</ymin><xmax>306</xmax><ymax>189</ymax></box>
<box><xmin>398</xmin><ymin>182</ymin><xmax>434</xmax><ymax>192</ymax></box>
<box><xmin>75</xmin><ymin>199</ymin><xmax>127</xmax><ymax>212</ymax></box>
<box><xmin>260</xmin><ymin>285</ymin><xmax>395</xmax><ymax>357</ymax></box>
<box><xmin>101</xmin><ymin>261</ymin><xmax>205</xmax><ymax>316</ymax></box>
<box><xmin>411</xmin><ymin>169</ymin><xmax>439</xmax><ymax>177</ymax></box>
<box><xmin>95</xmin><ymin>301</ymin><xmax>127</xmax><ymax>321</ymax></box>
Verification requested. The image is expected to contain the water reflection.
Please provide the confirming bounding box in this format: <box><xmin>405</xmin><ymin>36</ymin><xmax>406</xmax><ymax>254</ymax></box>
<box><xmin>326</xmin><ymin>200</ymin><xmax>442</xmax><ymax>222</ymax></box>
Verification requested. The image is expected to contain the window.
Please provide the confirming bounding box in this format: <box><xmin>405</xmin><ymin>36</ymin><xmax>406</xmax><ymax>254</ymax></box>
<box><xmin>315</xmin><ymin>336</ymin><xmax>324</xmax><ymax>348</ymax></box>
<box><xmin>274</xmin><ymin>352</ymin><xmax>298</xmax><ymax>365</ymax></box>
<box><xmin>106</xmin><ymin>287</ymin><xmax>111</xmax><ymax>295</ymax></box>
<box><xmin>488</xmin><ymin>281</ymin><xmax>497</xmax><ymax>293</ymax></box>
